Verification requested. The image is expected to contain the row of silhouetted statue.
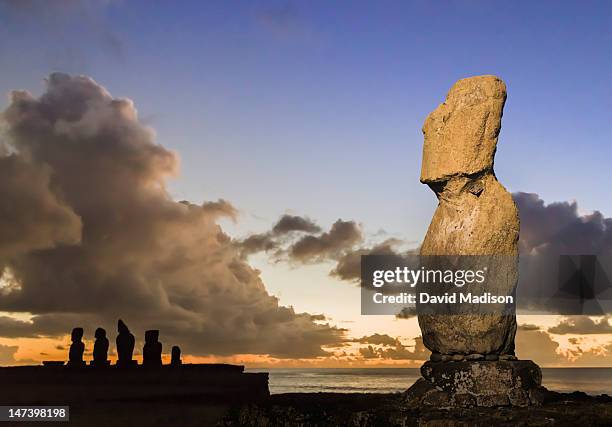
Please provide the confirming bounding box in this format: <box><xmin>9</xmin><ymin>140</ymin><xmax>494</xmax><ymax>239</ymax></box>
<box><xmin>67</xmin><ymin>319</ymin><xmax>182</xmax><ymax>367</ymax></box>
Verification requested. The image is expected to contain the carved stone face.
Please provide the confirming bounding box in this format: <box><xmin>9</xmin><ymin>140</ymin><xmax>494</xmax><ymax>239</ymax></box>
<box><xmin>420</xmin><ymin>75</ymin><xmax>506</xmax><ymax>184</ymax></box>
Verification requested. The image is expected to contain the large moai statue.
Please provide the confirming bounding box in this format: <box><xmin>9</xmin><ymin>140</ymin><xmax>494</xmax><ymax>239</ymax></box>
<box><xmin>418</xmin><ymin>75</ymin><xmax>518</xmax><ymax>357</ymax></box>
<box><xmin>406</xmin><ymin>76</ymin><xmax>544</xmax><ymax>408</ymax></box>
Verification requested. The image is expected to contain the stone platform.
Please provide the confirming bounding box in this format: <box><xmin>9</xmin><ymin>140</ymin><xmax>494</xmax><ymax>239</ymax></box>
<box><xmin>405</xmin><ymin>360</ymin><xmax>544</xmax><ymax>408</ymax></box>
<box><xmin>0</xmin><ymin>364</ymin><xmax>269</xmax><ymax>405</ymax></box>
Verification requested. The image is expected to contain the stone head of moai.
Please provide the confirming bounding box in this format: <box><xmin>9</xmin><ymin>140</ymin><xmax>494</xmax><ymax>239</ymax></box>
<box><xmin>68</xmin><ymin>327</ymin><xmax>85</xmax><ymax>366</ymax></box>
<box><xmin>421</xmin><ymin>75</ymin><xmax>506</xmax><ymax>188</ymax></box>
<box><xmin>95</xmin><ymin>327</ymin><xmax>106</xmax><ymax>340</ymax></box>
<box><xmin>117</xmin><ymin>319</ymin><xmax>130</xmax><ymax>335</ymax></box>
<box><xmin>144</xmin><ymin>329</ymin><xmax>159</xmax><ymax>343</ymax></box>
<box><xmin>71</xmin><ymin>327</ymin><xmax>83</xmax><ymax>343</ymax></box>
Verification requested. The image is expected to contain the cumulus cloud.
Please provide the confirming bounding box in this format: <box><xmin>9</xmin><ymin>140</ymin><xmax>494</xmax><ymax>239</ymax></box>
<box><xmin>0</xmin><ymin>156</ymin><xmax>82</xmax><ymax>258</ymax></box>
<box><xmin>0</xmin><ymin>73</ymin><xmax>345</xmax><ymax>358</ymax></box>
<box><xmin>358</xmin><ymin>336</ymin><xmax>429</xmax><ymax>360</ymax></box>
<box><xmin>395</xmin><ymin>306</ymin><xmax>417</xmax><ymax>319</ymax></box>
<box><xmin>331</xmin><ymin>239</ymin><xmax>405</xmax><ymax>283</ymax></box>
<box><xmin>289</xmin><ymin>219</ymin><xmax>362</xmax><ymax>262</ymax></box>
<box><xmin>273</xmin><ymin>215</ymin><xmax>321</xmax><ymax>235</ymax></box>
<box><xmin>517</xmin><ymin>323</ymin><xmax>540</xmax><ymax>331</ymax></box>
<box><xmin>238</xmin><ymin>215</ymin><xmax>367</xmax><ymax>267</ymax></box>
<box><xmin>238</xmin><ymin>214</ymin><xmax>321</xmax><ymax>257</ymax></box>
<box><xmin>239</xmin><ymin>214</ymin><xmax>411</xmax><ymax>284</ymax></box>
<box><xmin>199</xmin><ymin>199</ymin><xmax>238</xmax><ymax>221</ymax></box>
<box><xmin>353</xmin><ymin>333</ymin><xmax>398</xmax><ymax>346</ymax></box>
<box><xmin>515</xmin><ymin>327</ymin><xmax>563</xmax><ymax>365</ymax></box>
<box><xmin>548</xmin><ymin>316</ymin><xmax>612</xmax><ymax>335</ymax></box>
<box><xmin>514</xmin><ymin>192</ymin><xmax>612</xmax><ymax>256</ymax></box>
<box><xmin>0</xmin><ymin>343</ymin><xmax>18</xmax><ymax>365</ymax></box>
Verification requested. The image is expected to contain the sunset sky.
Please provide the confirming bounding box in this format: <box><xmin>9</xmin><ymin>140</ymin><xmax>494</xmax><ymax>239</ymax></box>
<box><xmin>1</xmin><ymin>0</ymin><xmax>612</xmax><ymax>367</ymax></box>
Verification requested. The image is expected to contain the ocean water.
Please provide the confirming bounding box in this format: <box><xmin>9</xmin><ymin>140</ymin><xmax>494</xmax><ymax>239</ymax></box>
<box><xmin>246</xmin><ymin>368</ymin><xmax>612</xmax><ymax>396</ymax></box>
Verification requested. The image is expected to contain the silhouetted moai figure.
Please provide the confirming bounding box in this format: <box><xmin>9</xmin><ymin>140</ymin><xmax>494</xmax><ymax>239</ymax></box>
<box><xmin>116</xmin><ymin>319</ymin><xmax>136</xmax><ymax>367</ymax></box>
<box><xmin>143</xmin><ymin>330</ymin><xmax>162</xmax><ymax>367</ymax></box>
<box><xmin>171</xmin><ymin>346</ymin><xmax>182</xmax><ymax>366</ymax></box>
<box><xmin>68</xmin><ymin>327</ymin><xmax>85</xmax><ymax>367</ymax></box>
<box><xmin>91</xmin><ymin>327</ymin><xmax>110</xmax><ymax>366</ymax></box>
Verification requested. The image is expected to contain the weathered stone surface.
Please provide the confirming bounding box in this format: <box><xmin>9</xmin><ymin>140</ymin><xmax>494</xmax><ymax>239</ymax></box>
<box><xmin>420</xmin><ymin>76</ymin><xmax>507</xmax><ymax>182</ymax></box>
<box><xmin>454</xmin><ymin>393</ymin><xmax>476</xmax><ymax>408</ymax></box>
<box><xmin>465</xmin><ymin>353</ymin><xmax>484</xmax><ymax>361</ymax></box>
<box><xmin>416</xmin><ymin>360</ymin><xmax>541</xmax><ymax>408</ymax></box>
<box><xmin>418</xmin><ymin>75</ymin><xmax>519</xmax><ymax>356</ymax></box>
<box><xmin>404</xmin><ymin>377</ymin><xmax>437</xmax><ymax>407</ymax></box>
<box><xmin>221</xmin><ymin>392</ymin><xmax>612</xmax><ymax>426</ymax></box>
<box><xmin>508</xmin><ymin>388</ymin><xmax>530</xmax><ymax>407</ymax></box>
<box><xmin>422</xmin><ymin>390</ymin><xmax>451</xmax><ymax>407</ymax></box>
<box><xmin>430</xmin><ymin>352</ymin><xmax>443</xmax><ymax>362</ymax></box>
<box><xmin>476</xmin><ymin>393</ymin><xmax>509</xmax><ymax>407</ymax></box>
<box><xmin>405</xmin><ymin>361</ymin><xmax>543</xmax><ymax>408</ymax></box>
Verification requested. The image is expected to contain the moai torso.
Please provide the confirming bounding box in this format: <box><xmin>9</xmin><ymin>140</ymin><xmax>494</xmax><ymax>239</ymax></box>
<box><xmin>143</xmin><ymin>330</ymin><xmax>162</xmax><ymax>367</ymax></box>
<box><xmin>68</xmin><ymin>327</ymin><xmax>85</xmax><ymax>366</ymax></box>
<box><xmin>116</xmin><ymin>320</ymin><xmax>135</xmax><ymax>365</ymax></box>
<box><xmin>92</xmin><ymin>328</ymin><xmax>109</xmax><ymax>365</ymax></box>
<box><xmin>418</xmin><ymin>75</ymin><xmax>519</xmax><ymax>356</ymax></box>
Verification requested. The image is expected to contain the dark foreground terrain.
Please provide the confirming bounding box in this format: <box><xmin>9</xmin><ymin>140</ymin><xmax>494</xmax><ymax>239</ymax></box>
<box><xmin>6</xmin><ymin>390</ymin><xmax>612</xmax><ymax>426</ymax></box>
<box><xmin>3</xmin><ymin>364</ymin><xmax>611</xmax><ymax>426</ymax></box>
<box><xmin>219</xmin><ymin>390</ymin><xmax>612</xmax><ymax>427</ymax></box>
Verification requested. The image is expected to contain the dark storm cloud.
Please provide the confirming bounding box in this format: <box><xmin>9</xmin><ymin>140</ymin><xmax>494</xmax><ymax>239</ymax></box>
<box><xmin>514</xmin><ymin>192</ymin><xmax>612</xmax><ymax>256</ymax></box>
<box><xmin>0</xmin><ymin>73</ymin><xmax>344</xmax><ymax>358</ymax></box>
<box><xmin>548</xmin><ymin>316</ymin><xmax>612</xmax><ymax>335</ymax></box>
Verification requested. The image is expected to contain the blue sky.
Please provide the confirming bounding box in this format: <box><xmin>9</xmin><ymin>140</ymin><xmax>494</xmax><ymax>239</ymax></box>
<box><xmin>1</xmin><ymin>1</ymin><xmax>612</xmax><ymax>352</ymax></box>
<box><xmin>1</xmin><ymin>0</ymin><xmax>611</xmax><ymax>243</ymax></box>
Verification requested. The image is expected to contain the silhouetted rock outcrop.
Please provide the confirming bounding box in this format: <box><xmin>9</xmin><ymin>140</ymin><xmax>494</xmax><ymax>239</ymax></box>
<box><xmin>91</xmin><ymin>327</ymin><xmax>109</xmax><ymax>367</ymax></box>
<box><xmin>143</xmin><ymin>329</ymin><xmax>162</xmax><ymax>367</ymax></box>
<box><xmin>116</xmin><ymin>320</ymin><xmax>136</xmax><ymax>367</ymax></box>
<box><xmin>68</xmin><ymin>327</ymin><xmax>85</xmax><ymax>367</ymax></box>
<box><xmin>171</xmin><ymin>345</ymin><xmax>182</xmax><ymax>366</ymax></box>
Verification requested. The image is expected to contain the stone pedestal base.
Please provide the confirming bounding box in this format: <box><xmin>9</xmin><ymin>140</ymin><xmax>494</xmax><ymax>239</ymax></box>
<box><xmin>405</xmin><ymin>360</ymin><xmax>546</xmax><ymax>408</ymax></box>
